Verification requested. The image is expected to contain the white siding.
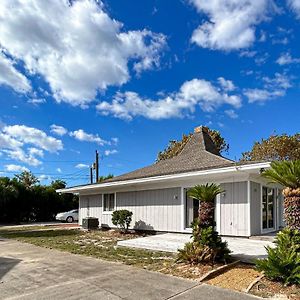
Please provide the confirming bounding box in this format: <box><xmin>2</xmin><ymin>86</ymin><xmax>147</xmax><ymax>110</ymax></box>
<box><xmin>250</xmin><ymin>181</ymin><xmax>261</xmax><ymax>236</ymax></box>
<box><xmin>79</xmin><ymin>187</ymin><xmax>182</xmax><ymax>232</ymax></box>
<box><xmin>219</xmin><ymin>182</ymin><xmax>249</xmax><ymax>236</ymax></box>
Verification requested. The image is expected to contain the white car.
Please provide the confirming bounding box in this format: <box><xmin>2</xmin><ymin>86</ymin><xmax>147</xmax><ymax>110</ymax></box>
<box><xmin>56</xmin><ymin>209</ymin><xmax>78</xmax><ymax>223</ymax></box>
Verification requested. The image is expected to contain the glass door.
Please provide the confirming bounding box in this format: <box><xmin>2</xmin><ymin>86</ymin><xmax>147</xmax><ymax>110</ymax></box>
<box><xmin>185</xmin><ymin>189</ymin><xmax>199</xmax><ymax>228</ymax></box>
<box><xmin>262</xmin><ymin>187</ymin><xmax>275</xmax><ymax>230</ymax></box>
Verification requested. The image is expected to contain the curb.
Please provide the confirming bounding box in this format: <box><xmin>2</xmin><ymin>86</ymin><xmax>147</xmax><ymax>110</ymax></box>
<box><xmin>199</xmin><ymin>260</ymin><xmax>240</xmax><ymax>282</ymax></box>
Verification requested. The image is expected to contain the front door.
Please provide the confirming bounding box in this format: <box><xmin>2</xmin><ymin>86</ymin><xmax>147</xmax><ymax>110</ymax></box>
<box><xmin>262</xmin><ymin>187</ymin><xmax>275</xmax><ymax>231</ymax></box>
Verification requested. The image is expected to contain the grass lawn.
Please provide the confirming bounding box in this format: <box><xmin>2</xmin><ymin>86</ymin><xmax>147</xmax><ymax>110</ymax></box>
<box><xmin>0</xmin><ymin>227</ymin><xmax>217</xmax><ymax>280</ymax></box>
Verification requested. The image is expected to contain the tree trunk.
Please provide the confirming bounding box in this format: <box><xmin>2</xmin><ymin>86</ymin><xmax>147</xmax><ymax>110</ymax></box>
<box><xmin>283</xmin><ymin>188</ymin><xmax>300</xmax><ymax>230</ymax></box>
<box><xmin>198</xmin><ymin>201</ymin><xmax>214</xmax><ymax>227</ymax></box>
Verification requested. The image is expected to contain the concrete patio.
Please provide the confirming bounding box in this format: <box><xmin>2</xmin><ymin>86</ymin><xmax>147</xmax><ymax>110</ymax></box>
<box><xmin>118</xmin><ymin>233</ymin><xmax>274</xmax><ymax>263</ymax></box>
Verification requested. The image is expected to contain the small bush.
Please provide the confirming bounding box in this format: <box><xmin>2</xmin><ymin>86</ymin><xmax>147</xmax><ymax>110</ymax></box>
<box><xmin>255</xmin><ymin>228</ymin><xmax>300</xmax><ymax>285</ymax></box>
<box><xmin>111</xmin><ymin>210</ymin><xmax>133</xmax><ymax>233</ymax></box>
<box><xmin>177</xmin><ymin>220</ymin><xmax>230</xmax><ymax>264</ymax></box>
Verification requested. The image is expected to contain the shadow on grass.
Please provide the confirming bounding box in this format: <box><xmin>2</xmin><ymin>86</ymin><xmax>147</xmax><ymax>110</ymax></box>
<box><xmin>0</xmin><ymin>229</ymin><xmax>81</xmax><ymax>239</ymax></box>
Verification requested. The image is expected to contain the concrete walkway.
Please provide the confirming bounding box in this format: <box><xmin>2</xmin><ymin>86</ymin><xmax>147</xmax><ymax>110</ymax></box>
<box><xmin>0</xmin><ymin>238</ymin><xmax>260</xmax><ymax>300</ymax></box>
<box><xmin>118</xmin><ymin>233</ymin><xmax>274</xmax><ymax>263</ymax></box>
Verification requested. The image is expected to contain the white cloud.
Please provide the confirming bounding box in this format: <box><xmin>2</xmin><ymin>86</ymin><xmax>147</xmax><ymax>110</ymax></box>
<box><xmin>97</xmin><ymin>78</ymin><xmax>241</xmax><ymax>120</ymax></box>
<box><xmin>217</xmin><ymin>77</ymin><xmax>236</xmax><ymax>91</ymax></box>
<box><xmin>39</xmin><ymin>174</ymin><xmax>51</xmax><ymax>182</ymax></box>
<box><xmin>224</xmin><ymin>109</ymin><xmax>238</xmax><ymax>119</ymax></box>
<box><xmin>0</xmin><ymin>125</ymin><xmax>63</xmax><ymax>166</ymax></box>
<box><xmin>288</xmin><ymin>0</ymin><xmax>300</xmax><ymax>18</ymax></box>
<box><xmin>27</xmin><ymin>98</ymin><xmax>46</xmax><ymax>105</ymax></box>
<box><xmin>70</xmin><ymin>129</ymin><xmax>108</xmax><ymax>145</ymax></box>
<box><xmin>3</xmin><ymin>125</ymin><xmax>63</xmax><ymax>152</ymax></box>
<box><xmin>5</xmin><ymin>164</ymin><xmax>29</xmax><ymax>172</ymax></box>
<box><xmin>56</xmin><ymin>168</ymin><xmax>62</xmax><ymax>173</ymax></box>
<box><xmin>244</xmin><ymin>88</ymin><xmax>285</xmax><ymax>103</ymax></box>
<box><xmin>244</xmin><ymin>73</ymin><xmax>291</xmax><ymax>103</ymax></box>
<box><xmin>111</xmin><ymin>137</ymin><xmax>119</xmax><ymax>145</ymax></box>
<box><xmin>104</xmin><ymin>149</ymin><xmax>118</xmax><ymax>156</ymax></box>
<box><xmin>3</xmin><ymin>148</ymin><xmax>43</xmax><ymax>166</ymax></box>
<box><xmin>276</xmin><ymin>53</ymin><xmax>300</xmax><ymax>65</ymax></box>
<box><xmin>50</xmin><ymin>124</ymin><xmax>68</xmax><ymax>136</ymax></box>
<box><xmin>0</xmin><ymin>132</ymin><xmax>23</xmax><ymax>149</ymax></box>
<box><xmin>0</xmin><ymin>0</ymin><xmax>166</xmax><ymax>107</ymax></box>
<box><xmin>190</xmin><ymin>0</ymin><xmax>275</xmax><ymax>51</ymax></box>
<box><xmin>75</xmin><ymin>163</ymin><xmax>90</xmax><ymax>169</ymax></box>
<box><xmin>0</xmin><ymin>52</ymin><xmax>31</xmax><ymax>93</ymax></box>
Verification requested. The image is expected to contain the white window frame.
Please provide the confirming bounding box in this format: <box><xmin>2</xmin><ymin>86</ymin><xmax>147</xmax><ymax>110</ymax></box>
<box><xmin>102</xmin><ymin>192</ymin><xmax>116</xmax><ymax>214</ymax></box>
<box><xmin>261</xmin><ymin>186</ymin><xmax>276</xmax><ymax>233</ymax></box>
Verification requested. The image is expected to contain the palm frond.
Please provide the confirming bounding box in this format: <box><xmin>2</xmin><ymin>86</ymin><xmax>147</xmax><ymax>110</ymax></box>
<box><xmin>262</xmin><ymin>160</ymin><xmax>300</xmax><ymax>189</ymax></box>
<box><xmin>187</xmin><ymin>183</ymin><xmax>224</xmax><ymax>202</ymax></box>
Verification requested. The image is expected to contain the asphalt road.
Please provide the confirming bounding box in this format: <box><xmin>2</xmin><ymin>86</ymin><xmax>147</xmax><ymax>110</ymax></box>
<box><xmin>0</xmin><ymin>238</ymin><xmax>260</xmax><ymax>300</ymax></box>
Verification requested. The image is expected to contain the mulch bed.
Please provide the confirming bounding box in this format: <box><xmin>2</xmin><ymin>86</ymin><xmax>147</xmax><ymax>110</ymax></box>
<box><xmin>205</xmin><ymin>263</ymin><xmax>261</xmax><ymax>292</ymax></box>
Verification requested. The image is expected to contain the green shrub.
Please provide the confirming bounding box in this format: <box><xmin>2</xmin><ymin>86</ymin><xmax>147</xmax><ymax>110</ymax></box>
<box><xmin>177</xmin><ymin>220</ymin><xmax>230</xmax><ymax>264</ymax></box>
<box><xmin>111</xmin><ymin>210</ymin><xmax>133</xmax><ymax>233</ymax></box>
<box><xmin>255</xmin><ymin>228</ymin><xmax>300</xmax><ymax>285</ymax></box>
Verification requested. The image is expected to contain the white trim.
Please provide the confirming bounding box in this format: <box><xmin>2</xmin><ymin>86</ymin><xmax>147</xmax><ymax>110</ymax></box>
<box><xmin>215</xmin><ymin>193</ymin><xmax>221</xmax><ymax>234</ymax></box>
<box><xmin>261</xmin><ymin>186</ymin><xmax>276</xmax><ymax>234</ymax></box>
<box><xmin>102</xmin><ymin>192</ymin><xmax>117</xmax><ymax>215</ymax></box>
<box><xmin>57</xmin><ymin>162</ymin><xmax>271</xmax><ymax>194</ymax></box>
<box><xmin>180</xmin><ymin>187</ymin><xmax>185</xmax><ymax>232</ymax></box>
<box><xmin>247</xmin><ymin>181</ymin><xmax>251</xmax><ymax>236</ymax></box>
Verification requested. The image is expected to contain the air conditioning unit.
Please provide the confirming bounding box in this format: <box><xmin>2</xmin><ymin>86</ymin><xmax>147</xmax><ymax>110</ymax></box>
<box><xmin>82</xmin><ymin>217</ymin><xmax>99</xmax><ymax>230</ymax></box>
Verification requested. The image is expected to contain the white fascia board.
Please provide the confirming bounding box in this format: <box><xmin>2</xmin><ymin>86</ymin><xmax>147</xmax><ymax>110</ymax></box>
<box><xmin>57</xmin><ymin>162</ymin><xmax>270</xmax><ymax>194</ymax></box>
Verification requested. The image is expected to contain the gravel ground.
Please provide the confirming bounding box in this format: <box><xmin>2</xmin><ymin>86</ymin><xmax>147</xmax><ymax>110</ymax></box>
<box><xmin>206</xmin><ymin>263</ymin><xmax>261</xmax><ymax>292</ymax></box>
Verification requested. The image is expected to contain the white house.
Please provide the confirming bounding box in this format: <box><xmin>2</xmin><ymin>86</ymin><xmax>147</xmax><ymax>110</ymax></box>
<box><xmin>58</xmin><ymin>126</ymin><xmax>284</xmax><ymax>237</ymax></box>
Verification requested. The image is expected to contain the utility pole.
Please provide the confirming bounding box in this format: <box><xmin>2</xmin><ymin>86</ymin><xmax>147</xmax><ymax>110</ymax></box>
<box><xmin>90</xmin><ymin>166</ymin><xmax>93</xmax><ymax>184</ymax></box>
<box><xmin>95</xmin><ymin>150</ymin><xmax>99</xmax><ymax>182</ymax></box>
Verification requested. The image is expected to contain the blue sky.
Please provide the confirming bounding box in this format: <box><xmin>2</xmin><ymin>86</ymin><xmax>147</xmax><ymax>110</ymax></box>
<box><xmin>0</xmin><ymin>0</ymin><xmax>300</xmax><ymax>186</ymax></box>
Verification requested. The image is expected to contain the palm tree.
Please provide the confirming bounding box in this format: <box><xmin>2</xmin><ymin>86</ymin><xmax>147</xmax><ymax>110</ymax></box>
<box><xmin>188</xmin><ymin>183</ymin><xmax>224</xmax><ymax>228</ymax></box>
<box><xmin>262</xmin><ymin>160</ymin><xmax>300</xmax><ymax>230</ymax></box>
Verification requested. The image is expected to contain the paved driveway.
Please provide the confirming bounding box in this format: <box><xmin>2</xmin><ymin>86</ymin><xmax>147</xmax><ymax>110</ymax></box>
<box><xmin>118</xmin><ymin>233</ymin><xmax>274</xmax><ymax>263</ymax></box>
<box><xmin>0</xmin><ymin>238</ymin><xmax>259</xmax><ymax>300</ymax></box>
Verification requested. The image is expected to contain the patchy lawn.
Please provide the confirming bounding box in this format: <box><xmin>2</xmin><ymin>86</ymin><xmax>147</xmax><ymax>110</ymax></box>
<box><xmin>0</xmin><ymin>227</ymin><xmax>218</xmax><ymax>279</ymax></box>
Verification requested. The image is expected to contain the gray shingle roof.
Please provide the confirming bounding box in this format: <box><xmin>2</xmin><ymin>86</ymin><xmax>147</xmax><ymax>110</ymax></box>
<box><xmin>105</xmin><ymin>126</ymin><xmax>234</xmax><ymax>183</ymax></box>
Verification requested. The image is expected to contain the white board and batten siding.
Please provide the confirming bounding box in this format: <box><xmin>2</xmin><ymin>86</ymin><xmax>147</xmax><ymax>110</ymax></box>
<box><xmin>219</xmin><ymin>182</ymin><xmax>249</xmax><ymax>237</ymax></box>
<box><xmin>79</xmin><ymin>187</ymin><xmax>182</xmax><ymax>232</ymax></box>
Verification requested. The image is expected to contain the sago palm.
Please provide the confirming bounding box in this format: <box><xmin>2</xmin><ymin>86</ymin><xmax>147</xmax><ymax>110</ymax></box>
<box><xmin>262</xmin><ymin>160</ymin><xmax>300</xmax><ymax>230</ymax></box>
<box><xmin>188</xmin><ymin>183</ymin><xmax>224</xmax><ymax>227</ymax></box>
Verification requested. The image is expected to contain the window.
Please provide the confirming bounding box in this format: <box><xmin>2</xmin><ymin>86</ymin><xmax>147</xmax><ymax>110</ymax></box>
<box><xmin>103</xmin><ymin>193</ymin><xmax>115</xmax><ymax>212</ymax></box>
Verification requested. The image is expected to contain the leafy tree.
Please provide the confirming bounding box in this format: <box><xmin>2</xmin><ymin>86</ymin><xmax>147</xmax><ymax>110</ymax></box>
<box><xmin>0</xmin><ymin>172</ymin><xmax>78</xmax><ymax>223</ymax></box>
<box><xmin>262</xmin><ymin>160</ymin><xmax>300</xmax><ymax>230</ymax></box>
<box><xmin>15</xmin><ymin>171</ymin><xmax>39</xmax><ymax>188</ymax></box>
<box><xmin>98</xmin><ymin>174</ymin><xmax>114</xmax><ymax>182</ymax></box>
<box><xmin>241</xmin><ymin>133</ymin><xmax>300</xmax><ymax>162</ymax></box>
<box><xmin>156</xmin><ymin>127</ymin><xmax>229</xmax><ymax>162</ymax></box>
<box><xmin>50</xmin><ymin>179</ymin><xmax>66</xmax><ymax>190</ymax></box>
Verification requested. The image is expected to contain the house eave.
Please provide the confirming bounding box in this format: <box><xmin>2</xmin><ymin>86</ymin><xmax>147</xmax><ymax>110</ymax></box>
<box><xmin>56</xmin><ymin>161</ymin><xmax>271</xmax><ymax>194</ymax></box>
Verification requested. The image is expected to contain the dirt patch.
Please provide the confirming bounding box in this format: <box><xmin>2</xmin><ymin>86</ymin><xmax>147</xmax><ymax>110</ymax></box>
<box><xmin>205</xmin><ymin>263</ymin><xmax>261</xmax><ymax>292</ymax></box>
<box><xmin>158</xmin><ymin>262</ymin><xmax>224</xmax><ymax>281</ymax></box>
<box><xmin>250</xmin><ymin>277</ymin><xmax>300</xmax><ymax>299</ymax></box>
